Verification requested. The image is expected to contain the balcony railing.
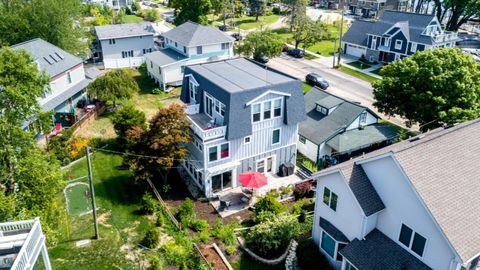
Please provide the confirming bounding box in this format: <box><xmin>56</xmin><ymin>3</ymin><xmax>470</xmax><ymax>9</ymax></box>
<box><xmin>188</xmin><ymin>116</ymin><xmax>227</xmax><ymax>141</ymax></box>
<box><xmin>1</xmin><ymin>218</ymin><xmax>48</xmax><ymax>270</ymax></box>
<box><xmin>185</xmin><ymin>104</ymin><xmax>200</xmax><ymax>115</ymax></box>
<box><xmin>433</xmin><ymin>32</ymin><xmax>458</xmax><ymax>43</ymax></box>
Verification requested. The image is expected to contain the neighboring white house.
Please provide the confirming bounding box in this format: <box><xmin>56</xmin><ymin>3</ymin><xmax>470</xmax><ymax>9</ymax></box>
<box><xmin>145</xmin><ymin>21</ymin><xmax>235</xmax><ymax>90</ymax></box>
<box><xmin>85</xmin><ymin>0</ymin><xmax>133</xmax><ymax>10</ymax></box>
<box><xmin>94</xmin><ymin>23</ymin><xmax>156</xmax><ymax>69</ymax></box>
<box><xmin>298</xmin><ymin>88</ymin><xmax>397</xmax><ymax>169</ymax></box>
<box><xmin>0</xmin><ymin>218</ymin><xmax>51</xmax><ymax>270</ymax></box>
<box><xmin>12</xmin><ymin>38</ymin><xmax>101</xmax><ymax>132</ymax></box>
<box><xmin>311</xmin><ymin>119</ymin><xmax>480</xmax><ymax>270</ymax></box>
<box><xmin>179</xmin><ymin>58</ymin><xmax>306</xmax><ymax>197</ymax></box>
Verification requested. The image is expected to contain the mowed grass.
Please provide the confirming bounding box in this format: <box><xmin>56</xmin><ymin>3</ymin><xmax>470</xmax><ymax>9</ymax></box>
<box><xmin>65</xmin><ymin>183</ymin><xmax>91</xmax><ymax>216</ymax></box>
<box><xmin>124</xmin><ymin>14</ymin><xmax>144</xmax><ymax>23</ymax></box>
<box><xmin>338</xmin><ymin>66</ymin><xmax>380</xmax><ymax>84</ymax></box>
<box><xmin>235</xmin><ymin>15</ymin><xmax>280</xmax><ymax>30</ymax></box>
<box><xmin>302</xmin><ymin>82</ymin><xmax>313</xmax><ymax>94</ymax></box>
<box><xmin>345</xmin><ymin>60</ymin><xmax>372</xmax><ymax>70</ymax></box>
<box><xmin>49</xmin><ymin>152</ymin><xmax>151</xmax><ymax>269</ymax></box>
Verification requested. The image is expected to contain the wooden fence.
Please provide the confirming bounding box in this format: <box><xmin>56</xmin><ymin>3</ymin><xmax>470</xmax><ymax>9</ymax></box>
<box><xmin>70</xmin><ymin>105</ymin><xmax>106</xmax><ymax>137</ymax></box>
<box><xmin>146</xmin><ymin>178</ymin><xmax>213</xmax><ymax>270</ymax></box>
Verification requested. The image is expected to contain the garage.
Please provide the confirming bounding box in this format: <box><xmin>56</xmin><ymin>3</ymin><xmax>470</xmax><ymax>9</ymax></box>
<box><xmin>345</xmin><ymin>43</ymin><xmax>367</xmax><ymax>58</ymax></box>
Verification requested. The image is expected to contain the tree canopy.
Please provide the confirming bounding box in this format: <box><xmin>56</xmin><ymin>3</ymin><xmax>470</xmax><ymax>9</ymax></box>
<box><xmin>87</xmin><ymin>69</ymin><xmax>139</xmax><ymax>106</ymax></box>
<box><xmin>249</xmin><ymin>0</ymin><xmax>266</xmax><ymax>21</ymax></box>
<box><xmin>125</xmin><ymin>103</ymin><xmax>191</xmax><ymax>182</ymax></box>
<box><xmin>170</xmin><ymin>0</ymin><xmax>212</xmax><ymax>25</ymax></box>
<box><xmin>0</xmin><ymin>0</ymin><xmax>88</xmax><ymax>56</ymax></box>
<box><xmin>373</xmin><ymin>48</ymin><xmax>480</xmax><ymax>131</ymax></box>
<box><xmin>235</xmin><ymin>30</ymin><xmax>283</xmax><ymax>59</ymax></box>
<box><xmin>291</xmin><ymin>15</ymin><xmax>330</xmax><ymax>49</ymax></box>
<box><xmin>112</xmin><ymin>104</ymin><xmax>146</xmax><ymax>141</ymax></box>
<box><xmin>282</xmin><ymin>0</ymin><xmax>307</xmax><ymax>31</ymax></box>
<box><xmin>431</xmin><ymin>0</ymin><xmax>480</xmax><ymax>31</ymax></box>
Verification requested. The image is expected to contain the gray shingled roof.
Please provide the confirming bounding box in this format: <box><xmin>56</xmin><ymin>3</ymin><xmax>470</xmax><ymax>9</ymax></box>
<box><xmin>319</xmin><ymin>217</ymin><xmax>349</xmax><ymax>243</ymax></box>
<box><xmin>315</xmin><ymin>95</ymin><xmax>344</xmax><ymax>109</ymax></box>
<box><xmin>318</xmin><ymin>119</ymin><xmax>480</xmax><ymax>262</ymax></box>
<box><xmin>162</xmin><ymin>21</ymin><xmax>234</xmax><ymax>47</ymax></box>
<box><xmin>343</xmin><ymin>10</ymin><xmax>436</xmax><ymax>46</ymax></box>
<box><xmin>11</xmin><ymin>38</ymin><xmax>82</xmax><ymax>78</ymax></box>
<box><xmin>326</xmin><ymin>124</ymin><xmax>398</xmax><ymax>154</ymax></box>
<box><xmin>95</xmin><ymin>22</ymin><xmax>154</xmax><ymax>40</ymax></box>
<box><xmin>186</xmin><ymin>58</ymin><xmax>296</xmax><ymax>93</ymax></box>
<box><xmin>339</xmin><ymin>229</ymin><xmax>432</xmax><ymax>270</ymax></box>
<box><xmin>145</xmin><ymin>48</ymin><xmax>188</xmax><ymax>66</ymax></box>
<box><xmin>299</xmin><ymin>88</ymin><xmax>372</xmax><ymax>145</ymax></box>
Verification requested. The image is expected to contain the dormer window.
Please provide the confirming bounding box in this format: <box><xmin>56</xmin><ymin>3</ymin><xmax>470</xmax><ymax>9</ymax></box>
<box><xmin>316</xmin><ymin>105</ymin><xmax>328</xmax><ymax>115</ymax></box>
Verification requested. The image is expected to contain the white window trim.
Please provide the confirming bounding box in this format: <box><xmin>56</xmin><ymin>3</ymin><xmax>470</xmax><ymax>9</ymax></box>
<box><xmin>273</xmin><ymin>97</ymin><xmax>283</xmax><ymax>118</ymax></box>
<box><xmin>208</xmin><ymin>142</ymin><xmax>231</xmax><ymax>163</ymax></box>
<box><xmin>246</xmin><ymin>90</ymin><xmax>291</xmax><ymax>106</ymax></box>
<box><xmin>251</xmin><ymin>98</ymin><xmax>283</xmax><ymax>123</ymax></box>
<box><xmin>244</xmin><ymin>136</ymin><xmax>251</xmax><ymax>145</ymax></box>
<box><xmin>395</xmin><ymin>40</ymin><xmax>403</xmax><ymax>50</ymax></box>
<box><xmin>272</xmin><ymin>128</ymin><xmax>281</xmax><ymax>145</ymax></box>
<box><xmin>320</xmin><ymin>230</ymin><xmax>336</xmax><ymax>259</ymax></box>
<box><xmin>410</xmin><ymin>42</ymin><xmax>417</xmax><ymax>53</ymax></box>
<box><xmin>323</xmin><ymin>187</ymin><xmax>338</xmax><ymax>211</ymax></box>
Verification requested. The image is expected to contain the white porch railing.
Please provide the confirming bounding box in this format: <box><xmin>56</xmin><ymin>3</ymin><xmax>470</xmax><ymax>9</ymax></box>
<box><xmin>185</xmin><ymin>104</ymin><xmax>200</xmax><ymax>115</ymax></box>
<box><xmin>188</xmin><ymin>116</ymin><xmax>227</xmax><ymax>141</ymax></box>
<box><xmin>3</xmin><ymin>218</ymin><xmax>48</xmax><ymax>270</ymax></box>
<box><xmin>433</xmin><ymin>32</ymin><xmax>458</xmax><ymax>43</ymax></box>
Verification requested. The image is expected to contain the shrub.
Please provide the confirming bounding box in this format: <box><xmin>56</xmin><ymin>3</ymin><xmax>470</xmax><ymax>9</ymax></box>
<box><xmin>160</xmin><ymin>237</ymin><xmax>193</xmax><ymax>265</ymax></box>
<box><xmin>142</xmin><ymin>193</ymin><xmax>159</xmax><ymax>214</ymax></box>
<box><xmin>196</xmin><ymin>230</ymin><xmax>211</xmax><ymax>243</ymax></box>
<box><xmin>272</xmin><ymin>7</ymin><xmax>281</xmax><ymax>14</ymax></box>
<box><xmin>148</xmin><ymin>256</ymin><xmax>163</xmax><ymax>270</ymax></box>
<box><xmin>253</xmin><ymin>195</ymin><xmax>287</xmax><ymax>219</ymax></box>
<box><xmin>266</xmin><ymin>189</ymin><xmax>280</xmax><ymax>198</ymax></box>
<box><xmin>245</xmin><ymin>213</ymin><xmax>300</xmax><ymax>258</ymax></box>
<box><xmin>225</xmin><ymin>246</ymin><xmax>236</xmax><ymax>256</ymax></box>
<box><xmin>190</xmin><ymin>219</ymin><xmax>209</xmax><ymax>232</ymax></box>
<box><xmin>143</xmin><ymin>8</ymin><xmax>160</xmax><ymax>22</ymax></box>
<box><xmin>151</xmin><ymin>88</ymin><xmax>162</xmax><ymax>94</ymax></box>
<box><xmin>176</xmin><ymin>198</ymin><xmax>196</xmax><ymax>228</ymax></box>
<box><xmin>143</xmin><ymin>227</ymin><xmax>160</xmax><ymax>248</ymax></box>
<box><xmin>112</xmin><ymin>104</ymin><xmax>146</xmax><ymax>140</ymax></box>
<box><xmin>294</xmin><ymin>181</ymin><xmax>312</xmax><ymax>199</ymax></box>
<box><xmin>212</xmin><ymin>219</ymin><xmax>237</xmax><ymax>245</ymax></box>
<box><xmin>297</xmin><ymin>238</ymin><xmax>331</xmax><ymax>270</ymax></box>
<box><xmin>156</xmin><ymin>212</ymin><xmax>165</xmax><ymax>227</ymax></box>
<box><xmin>292</xmin><ymin>198</ymin><xmax>307</xmax><ymax>215</ymax></box>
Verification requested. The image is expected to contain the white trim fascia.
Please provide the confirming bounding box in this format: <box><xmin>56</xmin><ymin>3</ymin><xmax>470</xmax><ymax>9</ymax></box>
<box><xmin>354</xmin><ymin>151</ymin><xmax>394</xmax><ymax>166</ymax></box>
<box><xmin>383</xmin><ymin>23</ymin><xmax>402</xmax><ymax>37</ymax></box>
<box><xmin>311</xmin><ymin>168</ymin><xmax>343</xmax><ymax>179</ymax></box>
<box><xmin>465</xmin><ymin>252</ymin><xmax>480</xmax><ymax>264</ymax></box>
<box><xmin>161</xmin><ymin>57</ymin><xmax>190</xmax><ymax>68</ymax></box>
<box><xmin>246</xmin><ymin>90</ymin><xmax>291</xmax><ymax>106</ymax></box>
<box><xmin>389</xmin><ymin>155</ymin><xmax>463</xmax><ymax>262</ymax></box>
<box><xmin>185</xmin><ymin>74</ymin><xmax>199</xmax><ymax>86</ymax></box>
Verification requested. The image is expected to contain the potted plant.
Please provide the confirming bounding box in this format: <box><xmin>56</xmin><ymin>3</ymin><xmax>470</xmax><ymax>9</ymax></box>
<box><xmin>281</xmin><ymin>185</ymin><xmax>294</xmax><ymax>199</ymax></box>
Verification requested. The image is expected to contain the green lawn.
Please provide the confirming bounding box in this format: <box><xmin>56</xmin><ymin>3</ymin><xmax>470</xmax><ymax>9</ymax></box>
<box><xmin>302</xmin><ymin>82</ymin><xmax>313</xmax><ymax>94</ymax></box>
<box><xmin>345</xmin><ymin>61</ymin><xmax>372</xmax><ymax>70</ymax></box>
<box><xmin>232</xmin><ymin>254</ymin><xmax>283</xmax><ymax>270</ymax></box>
<box><xmin>124</xmin><ymin>14</ymin><xmax>144</xmax><ymax>23</ymax></box>
<box><xmin>370</xmin><ymin>67</ymin><xmax>383</xmax><ymax>75</ymax></box>
<box><xmin>65</xmin><ymin>183</ymin><xmax>91</xmax><ymax>216</ymax></box>
<box><xmin>237</xmin><ymin>15</ymin><xmax>280</xmax><ymax>30</ymax></box>
<box><xmin>49</xmin><ymin>152</ymin><xmax>152</xmax><ymax>269</ymax></box>
<box><xmin>338</xmin><ymin>66</ymin><xmax>380</xmax><ymax>84</ymax></box>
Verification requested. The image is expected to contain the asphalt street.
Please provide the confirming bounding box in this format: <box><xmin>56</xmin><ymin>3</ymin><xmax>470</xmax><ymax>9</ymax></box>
<box><xmin>267</xmin><ymin>54</ymin><xmax>409</xmax><ymax>128</ymax></box>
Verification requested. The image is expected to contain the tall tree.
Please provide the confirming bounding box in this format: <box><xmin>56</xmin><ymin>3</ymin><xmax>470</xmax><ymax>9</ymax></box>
<box><xmin>112</xmin><ymin>104</ymin><xmax>147</xmax><ymax>142</ymax></box>
<box><xmin>282</xmin><ymin>0</ymin><xmax>307</xmax><ymax>31</ymax></box>
<box><xmin>0</xmin><ymin>0</ymin><xmax>88</xmax><ymax>56</ymax></box>
<box><xmin>235</xmin><ymin>30</ymin><xmax>283</xmax><ymax>58</ymax></box>
<box><xmin>87</xmin><ymin>69</ymin><xmax>139</xmax><ymax>107</ymax></box>
<box><xmin>291</xmin><ymin>15</ymin><xmax>329</xmax><ymax>49</ymax></box>
<box><xmin>125</xmin><ymin>104</ymin><xmax>191</xmax><ymax>182</ymax></box>
<box><xmin>373</xmin><ymin>48</ymin><xmax>480</xmax><ymax>131</ymax></box>
<box><xmin>170</xmin><ymin>0</ymin><xmax>212</xmax><ymax>25</ymax></box>
<box><xmin>249</xmin><ymin>0</ymin><xmax>266</xmax><ymax>21</ymax></box>
<box><xmin>432</xmin><ymin>0</ymin><xmax>480</xmax><ymax>31</ymax></box>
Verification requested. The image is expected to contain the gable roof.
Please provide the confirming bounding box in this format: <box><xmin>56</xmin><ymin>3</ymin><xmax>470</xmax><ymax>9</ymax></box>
<box><xmin>11</xmin><ymin>38</ymin><xmax>82</xmax><ymax>78</ymax></box>
<box><xmin>299</xmin><ymin>88</ymin><xmax>374</xmax><ymax>145</ymax></box>
<box><xmin>340</xmin><ymin>229</ymin><xmax>432</xmax><ymax>270</ymax></box>
<box><xmin>95</xmin><ymin>22</ymin><xmax>154</xmax><ymax>40</ymax></box>
<box><xmin>145</xmin><ymin>48</ymin><xmax>188</xmax><ymax>66</ymax></box>
<box><xmin>317</xmin><ymin>119</ymin><xmax>480</xmax><ymax>262</ymax></box>
<box><xmin>343</xmin><ymin>10</ymin><xmax>436</xmax><ymax>46</ymax></box>
<box><xmin>162</xmin><ymin>21</ymin><xmax>234</xmax><ymax>47</ymax></box>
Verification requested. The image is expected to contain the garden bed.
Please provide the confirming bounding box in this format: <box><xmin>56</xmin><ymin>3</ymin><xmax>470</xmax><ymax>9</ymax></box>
<box><xmin>201</xmin><ymin>244</ymin><xmax>231</xmax><ymax>270</ymax></box>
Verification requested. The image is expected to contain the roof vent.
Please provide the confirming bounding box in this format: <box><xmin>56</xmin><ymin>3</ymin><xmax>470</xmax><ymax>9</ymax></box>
<box><xmin>408</xmin><ymin>134</ymin><xmax>425</xmax><ymax>142</ymax></box>
<box><xmin>55</xmin><ymin>52</ymin><xmax>64</xmax><ymax>59</ymax></box>
<box><xmin>43</xmin><ymin>57</ymin><xmax>53</xmax><ymax>65</ymax></box>
<box><xmin>443</xmin><ymin>123</ymin><xmax>456</xmax><ymax>129</ymax></box>
<box><xmin>50</xmin><ymin>54</ymin><xmax>58</xmax><ymax>63</ymax></box>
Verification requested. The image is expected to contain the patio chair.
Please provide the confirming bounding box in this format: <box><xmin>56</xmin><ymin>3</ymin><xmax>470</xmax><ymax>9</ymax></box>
<box><xmin>220</xmin><ymin>200</ymin><xmax>231</xmax><ymax>210</ymax></box>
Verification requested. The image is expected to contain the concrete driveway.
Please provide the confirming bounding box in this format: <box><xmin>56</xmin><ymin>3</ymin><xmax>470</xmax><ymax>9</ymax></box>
<box><xmin>267</xmin><ymin>54</ymin><xmax>408</xmax><ymax>128</ymax></box>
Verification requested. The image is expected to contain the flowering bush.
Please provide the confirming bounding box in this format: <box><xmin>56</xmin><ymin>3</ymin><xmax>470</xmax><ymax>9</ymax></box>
<box><xmin>294</xmin><ymin>181</ymin><xmax>313</xmax><ymax>199</ymax></box>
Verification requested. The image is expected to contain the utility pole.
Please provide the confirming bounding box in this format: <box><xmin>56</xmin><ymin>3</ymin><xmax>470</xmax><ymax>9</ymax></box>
<box><xmin>332</xmin><ymin>38</ymin><xmax>337</xmax><ymax>68</ymax></box>
<box><xmin>337</xmin><ymin>9</ymin><xmax>344</xmax><ymax>67</ymax></box>
<box><xmin>86</xmin><ymin>146</ymin><xmax>99</xmax><ymax>240</ymax></box>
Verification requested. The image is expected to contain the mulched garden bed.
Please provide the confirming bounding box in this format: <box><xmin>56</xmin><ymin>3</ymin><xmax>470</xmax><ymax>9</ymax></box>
<box><xmin>201</xmin><ymin>245</ymin><xmax>229</xmax><ymax>270</ymax></box>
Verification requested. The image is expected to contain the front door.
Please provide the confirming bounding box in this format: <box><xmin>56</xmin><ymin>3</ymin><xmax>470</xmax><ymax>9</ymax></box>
<box><xmin>256</xmin><ymin>156</ymin><xmax>275</xmax><ymax>174</ymax></box>
<box><xmin>211</xmin><ymin>171</ymin><xmax>232</xmax><ymax>193</ymax></box>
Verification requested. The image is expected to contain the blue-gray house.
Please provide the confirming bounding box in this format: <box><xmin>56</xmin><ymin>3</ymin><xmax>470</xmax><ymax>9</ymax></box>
<box><xmin>180</xmin><ymin>58</ymin><xmax>306</xmax><ymax>197</ymax></box>
<box><xmin>342</xmin><ymin>10</ymin><xmax>459</xmax><ymax>62</ymax></box>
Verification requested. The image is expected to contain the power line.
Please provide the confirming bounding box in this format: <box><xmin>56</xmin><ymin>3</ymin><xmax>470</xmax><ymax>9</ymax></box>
<box><xmin>91</xmin><ymin>147</ymin><xmax>205</xmax><ymax>163</ymax></box>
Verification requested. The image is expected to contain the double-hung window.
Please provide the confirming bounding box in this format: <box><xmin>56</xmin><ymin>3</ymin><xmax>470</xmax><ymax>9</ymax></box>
<box><xmin>189</xmin><ymin>81</ymin><xmax>197</xmax><ymax>102</ymax></box>
<box><xmin>273</xmin><ymin>99</ymin><xmax>282</xmax><ymax>117</ymax></box>
<box><xmin>197</xmin><ymin>46</ymin><xmax>203</xmax><ymax>54</ymax></box>
<box><xmin>323</xmin><ymin>187</ymin><xmax>338</xmax><ymax>211</ymax></box>
<box><xmin>252</xmin><ymin>104</ymin><xmax>261</xmax><ymax>122</ymax></box>
<box><xmin>208</xmin><ymin>143</ymin><xmax>230</xmax><ymax>162</ymax></box>
<box><xmin>263</xmin><ymin>101</ymin><xmax>272</xmax><ymax>120</ymax></box>
<box><xmin>221</xmin><ymin>43</ymin><xmax>230</xmax><ymax>50</ymax></box>
<box><xmin>398</xmin><ymin>224</ymin><xmax>427</xmax><ymax>257</ymax></box>
<box><xmin>360</xmin><ymin>111</ymin><xmax>367</xmax><ymax>124</ymax></box>
<box><xmin>220</xmin><ymin>143</ymin><xmax>229</xmax><ymax>159</ymax></box>
<box><xmin>395</xmin><ymin>40</ymin><xmax>403</xmax><ymax>50</ymax></box>
<box><xmin>208</xmin><ymin>146</ymin><xmax>218</xmax><ymax>162</ymax></box>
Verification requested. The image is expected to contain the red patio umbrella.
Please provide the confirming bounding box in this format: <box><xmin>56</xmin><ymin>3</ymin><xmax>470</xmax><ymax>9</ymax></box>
<box><xmin>239</xmin><ymin>171</ymin><xmax>268</xmax><ymax>189</ymax></box>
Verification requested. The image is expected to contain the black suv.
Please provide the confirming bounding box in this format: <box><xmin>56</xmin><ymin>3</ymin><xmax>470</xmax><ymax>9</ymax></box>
<box><xmin>287</xmin><ymin>48</ymin><xmax>305</xmax><ymax>58</ymax></box>
<box><xmin>306</xmin><ymin>73</ymin><xmax>329</xmax><ymax>90</ymax></box>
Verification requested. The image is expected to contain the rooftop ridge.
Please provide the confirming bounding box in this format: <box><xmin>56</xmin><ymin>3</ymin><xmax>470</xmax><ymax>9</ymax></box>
<box><xmin>10</xmin><ymin>37</ymin><xmax>43</xmax><ymax>48</ymax></box>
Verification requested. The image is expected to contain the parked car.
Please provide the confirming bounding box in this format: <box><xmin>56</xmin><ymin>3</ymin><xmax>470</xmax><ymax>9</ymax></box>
<box><xmin>305</xmin><ymin>73</ymin><xmax>329</xmax><ymax>90</ymax></box>
<box><xmin>282</xmin><ymin>44</ymin><xmax>289</xmax><ymax>52</ymax></box>
<box><xmin>254</xmin><ymin>55</ymin><xmax>269</xmax><ymax>63</ymax></box>
<box><xmin>287</xmin><ymin>48</ymin><xmax>305</xmax><ymax>58</ymax></box>
<box><xmin>218</xmin><ymin>25</ymin><xmax>231</xmax><ymax>32</ymax></box>
<box><xmin>231</xmin><ymin>33</ymin><xmax>243</xmax><ymax>41</ymax></box>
